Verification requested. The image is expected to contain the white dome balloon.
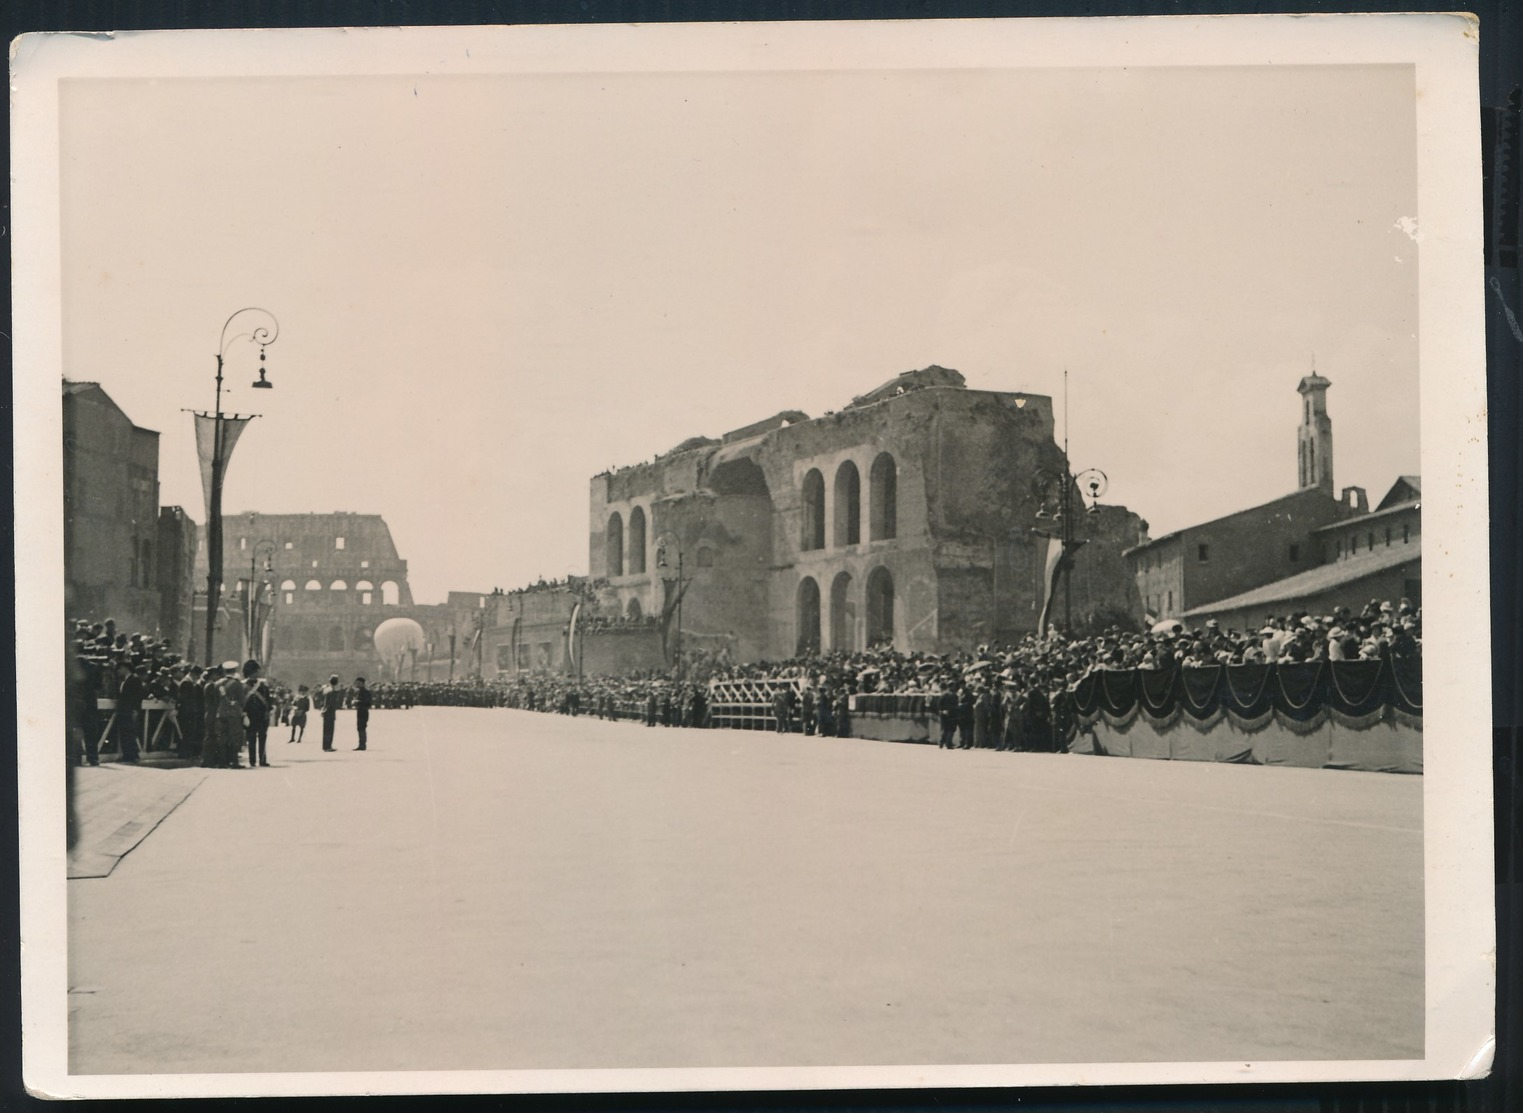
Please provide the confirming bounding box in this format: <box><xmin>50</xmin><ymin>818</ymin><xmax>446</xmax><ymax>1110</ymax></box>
<box><xmin>373</xmin><ymin>616</ymin><xmax>425</xmax><ymax>676</ymax></box>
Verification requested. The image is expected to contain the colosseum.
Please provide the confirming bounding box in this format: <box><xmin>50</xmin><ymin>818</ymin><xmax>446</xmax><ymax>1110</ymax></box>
<box><xmin>589</xmin><ymin>365</ymin><xmax>1146</xmax><ymax>663</ymax></box>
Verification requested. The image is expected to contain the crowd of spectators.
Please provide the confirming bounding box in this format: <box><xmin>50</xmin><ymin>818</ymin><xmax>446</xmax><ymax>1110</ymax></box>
<box><xmin>365</xmin><ymin>599</ymin><xmax>1422</xmax><ymax>747</ymax></box>
<box><xmin>66</xmin><ymin>617</ymin><xmax>282</xmax><ymax>767</ymax></box>
<box><xmin>69</xmin><ymin>599</ymin><xmax>1420</xmax><ymax>761</ymax></box>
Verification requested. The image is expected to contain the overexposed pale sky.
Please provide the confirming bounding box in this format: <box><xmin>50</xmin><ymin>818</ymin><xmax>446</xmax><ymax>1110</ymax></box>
<box><xmin>59</xmin><ymin>62</ymin><xmax>1419</xmax><ymax>603</ymax></box>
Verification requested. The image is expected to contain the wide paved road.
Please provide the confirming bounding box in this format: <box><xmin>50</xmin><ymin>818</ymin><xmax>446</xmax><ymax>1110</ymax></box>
<box><xmin>69</xmin><ymin>707</ymin><xmax>1423</xmax><ymax>1074</ymax></box>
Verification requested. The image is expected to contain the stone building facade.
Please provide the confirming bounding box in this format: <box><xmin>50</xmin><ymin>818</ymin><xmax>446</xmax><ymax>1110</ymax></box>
<box><xmin>1127</xmin><ymin>374</ymin><xmax>1420</xmax><ymax>626</ymax></box>
<box><xmin>1183</xmin><ymin>477</ymin><xmax>1422</xmax><ymax>630</ymax></box>
<box><xmin>195</xmin><ymin>511</ymin><xmax>419</xmax><ymax>682</ymax></box>
<box><xmin>63</xmin><ymin>381</ymin><xmax>199</xmax><ymax>642</ymax></box>
<box><xmin>588</xmin><ymin>366</ymin><xmax>1146</xmax><ymax>661</ymax></box>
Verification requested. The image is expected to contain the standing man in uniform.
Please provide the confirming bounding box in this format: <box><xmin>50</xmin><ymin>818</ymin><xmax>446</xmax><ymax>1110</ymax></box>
<box><xmin>200</xmin><ymin>664</ymin><xmax>224</xmax><ymax>768</ymax></box>
<box><xmin>320</xmin><ymin>674</ymin><xmax>344</xmax><ymax>751</ymax></box>
<box><xmin>217</xmin><ymin>661</ymin><xmax>249</xmax><ymax>769</ymax></box>
<box><xmin>352</xmin><ymin>676</ymin><xmax>372</xmax><ymax>750</ymax></box>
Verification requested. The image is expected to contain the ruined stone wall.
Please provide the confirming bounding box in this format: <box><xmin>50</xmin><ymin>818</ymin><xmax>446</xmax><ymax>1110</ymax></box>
<box><xmin>588</xmin><ymin>371</ymin><xmax>1144</xmax><ymax>663</ymax></box>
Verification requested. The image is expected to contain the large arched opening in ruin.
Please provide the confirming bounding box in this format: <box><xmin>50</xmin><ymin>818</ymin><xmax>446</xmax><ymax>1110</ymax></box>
<box><xmin>628</xmin><ymin>505</ymin><xmax>647</xmax><ymax>574</ymax></box>
<box><xmin>870</xmin><ymin>452</ymin><xmax>897</xmax><ymax>540</ymax></box>
<box><xmin>800</xmin><ymin>469</ymin><xmax>826</xmax><ymax>551</ymax></box>
<box><xmin>833</xmin><ymin>460</ymin><xmax>861</xmax><ymax>547</ymax></box>
<box><xmin>830</xmin><ymin>570</ymin><xmax>854</xmax><ymax>651</ymax></box>
<box><xmin>606</xmin><ymin>511</ymin><xmax>624</xmax><ymax>576</ymax></box>
<box><xmin>866</xmin><ymin>566</ymin><xmax>895</xmax><ymax>647</ymax></box>
<box><xmin>796</xmin><ymin>576</ymin><xmax>821</xmax><ymax>656</ymax></box>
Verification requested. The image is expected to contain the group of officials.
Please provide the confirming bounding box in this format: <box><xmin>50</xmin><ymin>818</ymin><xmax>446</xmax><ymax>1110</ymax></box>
<box><xmin>175</xmin><ymin>666</ymin><xmax>372</xmax><ymax>767</ymax></box>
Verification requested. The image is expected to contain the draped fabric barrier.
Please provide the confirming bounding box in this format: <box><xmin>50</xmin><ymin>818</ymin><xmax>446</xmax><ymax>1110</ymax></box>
<box><xmin>1065</xmin><ymin>712</ymin><xmax>1422</xmax><ymax>774</ymax></box>
<box><xmin>1070</xmin><ymin>659</ymin><xmax>1422</xmax><ymax>733</ymax></box>
<box><xmin>700</xmin><ymin>661</ymin><xmax>1420</xmax><ymax>772</ymax></box>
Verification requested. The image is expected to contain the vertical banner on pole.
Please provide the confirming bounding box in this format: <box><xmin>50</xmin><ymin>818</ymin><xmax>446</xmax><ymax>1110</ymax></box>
<box><xmin>193</xmin><ymin>413</ymin><xmax>252</xmax><ymax>519</ymax></box>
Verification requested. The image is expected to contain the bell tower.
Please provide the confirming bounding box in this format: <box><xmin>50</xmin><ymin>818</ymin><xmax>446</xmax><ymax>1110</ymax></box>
<box><xmin>1297</xmin><ymin>371</ymin><xmax>1333</xmax><ymax>494</ymax></box>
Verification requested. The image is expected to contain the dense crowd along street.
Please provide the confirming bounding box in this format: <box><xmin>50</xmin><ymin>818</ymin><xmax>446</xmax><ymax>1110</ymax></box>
<box><xmin>66</xmin><ymin>598</ymin><xmax>1421</xmax><ymax>765</ymax></box>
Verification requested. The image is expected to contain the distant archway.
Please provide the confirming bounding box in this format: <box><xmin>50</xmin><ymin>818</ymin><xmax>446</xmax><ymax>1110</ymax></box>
<box><xmin>327</xmin><ymin>625</ymin><xmax>346</xmax><ymax>651</ymax></box>
<box><xmin>628</xmin><ymin>506</ymin><xmax>647</xmax><ymax>574</ymax></box>
<box><xmin>626</xmin><ymin>597</ymin><xmax>643</xmax><ymax>619</ymax></box>
<box><xmin>801</xmin><ymin>469</ymin><xmax>825</xmax><ymax>551</ymax></box>
<box><xmin>796</xmin><ymin>576</ymin><xmax>821</xmax><ymax>656</ymax></box>
<box><xmin>833</xmin><ymin>461</ymin><xmax>861</xmax><ymax>547</ymax></box>
<box><xmin>357</xmin><ymin>579</ymin><xmax>373</xmax><ymax>605</ymax></box>
<box><xmin>381</xmin><ymin>581</ymin><xmax>400</xmax><ymax>606</ymax></box>
<box><xmin>830</xmin><ymin>571</ymin><xmax>854</xmax><ymax>652</ymax></box>
<box><xmin>607</xmin><ymin>512</ymin><xmax>625</xmax><ymax>576</ymax></box>
<box><xmin>870</xmin><ymin>453</ymin><xmax>897</xmax><ymax>540</ymax></box>
<box><xmin>866</xmin><ymin>566</ymin><xmax>895</xmax><ymax>648</ymax></box>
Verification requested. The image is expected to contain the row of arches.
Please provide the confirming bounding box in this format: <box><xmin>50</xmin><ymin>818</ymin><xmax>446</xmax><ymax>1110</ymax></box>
<box><xmin>279</xmin><ymin>579</ymin><xmax>400</xmax><ymax>606</ymax></box>
<box><xmin>605</xmin><ymin>505</ymin><xmax>648</xmax><ymax>578</ymax></box>
<box><xmin>801</xmin><ymin>453</ymin><xmax>897</xmax><ymax>552</ymax></box>
<box><xmin>605</xmin><ymin>508</ymin><xmax>720</xmax><ymax>579</ymax></box>
<box><xmin>283</xmin><ymin>624</ymin><xmax>375</xmax><ymax>653</ymax></box>
<box><xmin>794</xmin><ymin>566</ymin><xmax>896</xmax><ymax>655</ymax></box>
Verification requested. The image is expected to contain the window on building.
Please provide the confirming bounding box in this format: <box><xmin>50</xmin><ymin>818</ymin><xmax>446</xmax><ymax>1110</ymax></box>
<box><xmin>335</xmin><ymin>537</ymin><xmax>345</xmax><ymax>550</ymax></box>
<box><xmin>628</xmin><ymin>506</ymin><xmax>647</xmax><ymax>574</ymax></box>
<box><xmin>357</xmin><ymin>580</ymin><xmax>373</xmax><ymax>605</ymax></box>
<box><xmin>1288</xmin><ymin>543</ymin><xmax>1300</xmax><ymax>563</ymax></box>
<box><xmin>382</xmin><ymin>581</ymin><xmax>400</xmax><ymax>605</ymax></box>
<box><xmin>284</xmin><ymin>541</ymin><xmax>293</xmax><ymax>549</ymax></box>
<box><xmin>330</xmin><ymin>580</ymin><xmax>347</xmax><ymax>592</ymax></box>
<box><xmin>284</xmin><ymin>592</ymin><xmax>294</xmax><ymax>606</ymax></box>
<box><xmin>360</xmin><ymin>560</ymin><xmax>369</xmax><ymax>568</ymax></box>
<box><xmin>1197</xmin><ymin>544</ymin><xmax>1209</xmax><ymax>563</ymax></box>
<box><xmin>606</xmin><ymin>512</ymin><xmax>625</xmax><ymax>576</ymax></box>
<box><xmin>281</xmin><ymin>580</ymin><xmax>296</xmax><ymax>606</ymax></box>
<box><xmin>305</xmin><ymin>579</ymin><xmax>322</xmax><ymax>592</ymax></box>
<box><xmin>833</xmin><ymin>461</ymin><xmax>861</xmax><ymax>547</ymax></box>
<box><xmin>239</xmin><ymin>537</ymin><xmax>247</xmax><ymax>551</ymax></box>
<box><xmin>800</xmin><ymin>469</ymin><xmax>825</xmax><ymax>551</ymax></box>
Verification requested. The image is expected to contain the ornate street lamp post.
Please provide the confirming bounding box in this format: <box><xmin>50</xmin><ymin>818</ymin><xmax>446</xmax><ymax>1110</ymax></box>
<box><xmin>1031</xmin><ymin>464</ymin><xmax>1108</xmax><ymax>636</ymax></box>
<box><xmin>193</xmin><ymin>307</ymin><xmax>279</xmax><ymax>666</ymax></box>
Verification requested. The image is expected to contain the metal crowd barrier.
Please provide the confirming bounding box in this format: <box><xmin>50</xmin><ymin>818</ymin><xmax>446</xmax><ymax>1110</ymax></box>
<box><xmin>93</xmin><ymin>698</ymin><xmax>180</xmax><ymax>753</ymax></box>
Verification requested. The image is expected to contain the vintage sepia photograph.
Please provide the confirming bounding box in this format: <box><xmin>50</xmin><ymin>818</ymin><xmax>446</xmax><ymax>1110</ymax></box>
<box><xmin>12</xmin><ymin>15</ymin><xmax>1492</xmax><ymax>1097</ymax></box>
